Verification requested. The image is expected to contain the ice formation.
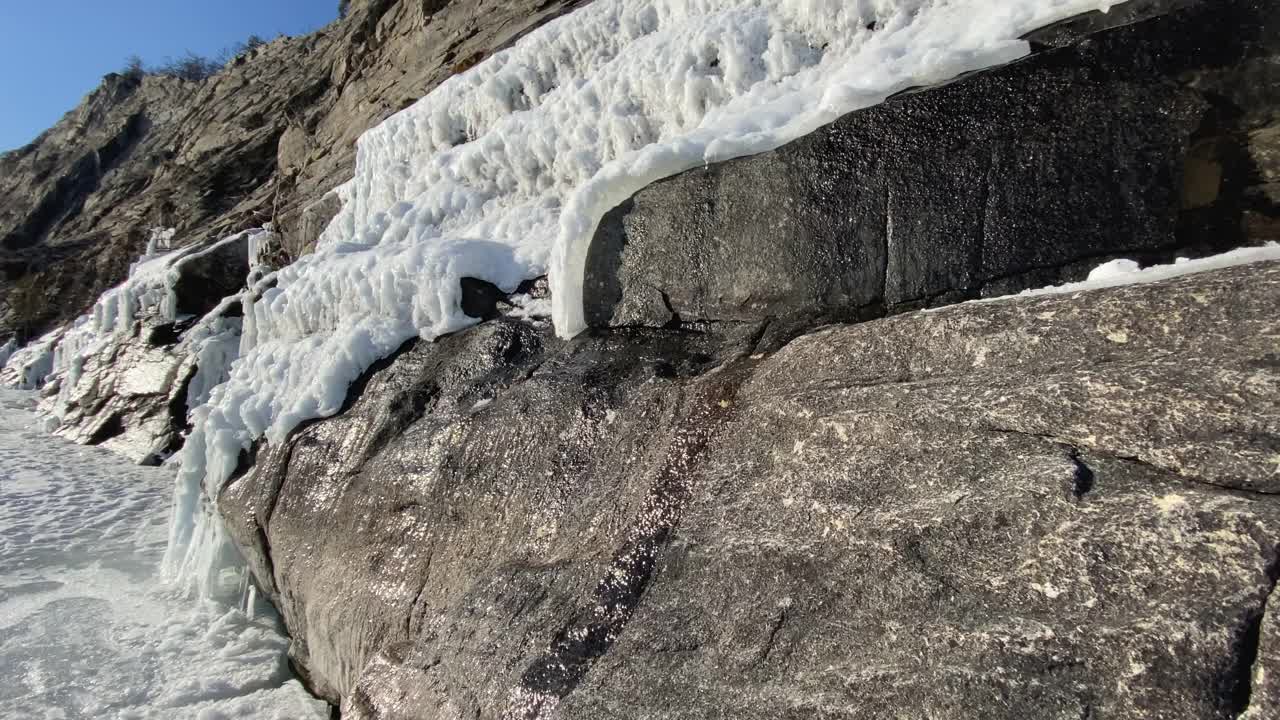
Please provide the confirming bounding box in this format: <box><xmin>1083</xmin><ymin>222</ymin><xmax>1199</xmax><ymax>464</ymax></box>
<box><xmin>2</xmin><ymin>228</ymin><xmax>261</xmax><ymax>397</ymax></box>
<box><xmin>164</xmin><ymin>0</ymin><xmax>1150</xmax><ymax>593</ymax></box>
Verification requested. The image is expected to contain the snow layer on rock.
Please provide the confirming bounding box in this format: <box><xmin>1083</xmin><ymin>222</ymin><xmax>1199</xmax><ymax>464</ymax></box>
<box><xmin>968</xmin><ymin>243</ymin><xmax>1280</xmax><ymax>305</ymax></box>
<box><xmin>166</xmin><ymin>0</ymin><xmax>1130</xmax><ymax>593</ymax></box>
<box><xmin>0</xmin><ymin>389</ymin><xmax>327</xmax><ymax>719</ymax></box>
<box><xmin>1</xmin><ymin>330</ymin><xmax>60</xmax><ymax>391</ymax></box>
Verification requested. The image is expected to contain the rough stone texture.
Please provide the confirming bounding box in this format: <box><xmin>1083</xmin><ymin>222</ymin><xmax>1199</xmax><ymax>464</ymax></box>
<box><xmin>0</xmin><ymin>0</ymin><xmax>586</xmax><ymax>340</ymax></box>
<box><xmin>1244</xmin><ymin>584</ymin><xmax>1280</xmax><ymax>718</ymax></box>
<box><xmin>5</xmin><ymin>0</ymin><xmax>1277</xmax><ymax>716</ymax></box>
<box><xmin>583</xmin><ymin>0</ymin><xmax>1280</xmax><ymax>331</ymax></box>
<box><xmin>219</xmin><ymin>260</ymin><xmax>1280</xmax><ymax>719</ymax></box>
<box><xmin>43</xmin><ymin>320</ymin><xmax>191</xmax><ymax>464</ymax></box>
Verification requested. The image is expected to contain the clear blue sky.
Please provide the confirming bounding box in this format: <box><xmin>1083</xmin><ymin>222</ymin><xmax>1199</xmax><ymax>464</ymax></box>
<box><xmin>0</xmin><ymin>1</ymin><xmax>339</xmax><ymax>151</ymax></box>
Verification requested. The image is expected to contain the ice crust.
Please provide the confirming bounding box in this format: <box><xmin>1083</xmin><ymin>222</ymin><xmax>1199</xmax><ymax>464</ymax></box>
<box><xmin>994</xmin><ymin>242</ymin><xmax>1280</xmax><ymax>301</ymax></box>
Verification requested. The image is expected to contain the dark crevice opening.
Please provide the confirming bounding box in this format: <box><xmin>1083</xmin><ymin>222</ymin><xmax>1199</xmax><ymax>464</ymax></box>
<box><xmin>1068</xmin><ymin>448</ymin><xmax>1096</xmax><ymax>500</ymax></box>
<box><xmin>1220</xmin><ymin>550</ymin><xmax>1280</xmax><ymax>717</ymax></box>
<box><xmin>85</xmin><ymin>413</ymin><xmax>126</xmax><ymax>445</ymax></box>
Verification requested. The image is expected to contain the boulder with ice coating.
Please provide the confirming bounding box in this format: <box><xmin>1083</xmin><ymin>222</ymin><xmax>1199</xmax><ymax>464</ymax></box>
<box><xmin>205</xmin><ymin>2</ymin><xmax>1280</xmax><ymax>716</ymax></box>
<box><xmin>221</xmin><ymin>257</ymin><xmax>1280</xmax><ymax>718</ymax></box>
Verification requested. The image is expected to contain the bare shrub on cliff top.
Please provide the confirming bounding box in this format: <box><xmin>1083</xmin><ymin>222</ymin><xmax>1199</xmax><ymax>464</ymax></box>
<box><xmin>153</xmin><ymin>52</ymin><xmax>222</xmax><ymax>82</ymax></box>
<box><xmin>121</xmin><ymin>55</ymin><xmax>145</xmax><ymax>83</ymax></box>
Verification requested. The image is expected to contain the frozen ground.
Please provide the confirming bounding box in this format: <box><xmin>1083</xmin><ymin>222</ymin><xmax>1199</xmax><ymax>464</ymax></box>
<box><xmin>0</xmin><ymin>389</ymin><xmax>327</xmax><ymax>720</ymax></box>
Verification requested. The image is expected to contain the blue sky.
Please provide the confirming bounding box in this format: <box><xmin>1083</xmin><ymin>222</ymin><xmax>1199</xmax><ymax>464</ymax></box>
<box><xmin>0</xmin><ymin>1</ymin><xmax>338</xmax><ymax>151</ymax></box>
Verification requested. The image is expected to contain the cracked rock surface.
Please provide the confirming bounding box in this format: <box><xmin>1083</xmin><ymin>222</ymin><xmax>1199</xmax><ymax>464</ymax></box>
<box><xmin>219</xmin><ymin>262</ymin><xmax>1280</xmax><ymax>718</ymax></box>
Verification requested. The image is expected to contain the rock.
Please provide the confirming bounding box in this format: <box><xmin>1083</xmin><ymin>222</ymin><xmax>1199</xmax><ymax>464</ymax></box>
<box><xmin>1243</xmin><ymin>583</ymin><xmax>1280</xmax><ymax>718</ymax></box>
<box><xmin>49</xmin><ymin>326</ymin><xmax>188</xmax><ymax>464</ymax></box>
<box><xmin>169</xmin><ymin>232</ymin><xmax>251</xmax><ymax>317</ymax></box>
<box><xmin>281</xmin><ymin>191</ymin><xmax>343</xmax><ymax>261</ymax></box>
<box><xmin>21</xmin><ymin>232</ymin><xmax>255</xmax><ymax>465</ymax></box>
<box><xmin>6</xmin><ymin>1</ymin><xmax>1280</xmax><ymax>717</ymax></box>
<box><xmin>218</xmin><ymin>258</ymin><xmax>1280</xmax><ymax>718</ymax></box>
<box><xmin>583</xmin><ymin>0</ymin><xmax>1280</xmax><ymax>330</ymax></box>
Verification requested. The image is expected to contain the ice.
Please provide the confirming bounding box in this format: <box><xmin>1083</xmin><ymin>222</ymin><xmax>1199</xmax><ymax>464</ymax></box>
<box><xmin>0</xmin><ymin>388</ymin><xmax>328</xmax><ymax>720</ymax></box>
<box><xmin>2</xmin><ymin>228</ymin><xmax>263</xmax><ymax>398</ymax></box>
<box><xmin>969</xmin><ymin>243</ymin><xmax>1280</xmax><ymax>304</ymax></box>
<box><xmin>165</xmin><ymin>0</ymin><xmax>1130</xmax><ymax>593</ymax></box>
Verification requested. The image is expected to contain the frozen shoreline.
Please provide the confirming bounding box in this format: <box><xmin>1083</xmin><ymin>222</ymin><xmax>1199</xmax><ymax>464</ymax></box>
<box><xmin>0</xmin><ymin>389</ymin><xmax>327</xmax><ymax>720</ymax></box>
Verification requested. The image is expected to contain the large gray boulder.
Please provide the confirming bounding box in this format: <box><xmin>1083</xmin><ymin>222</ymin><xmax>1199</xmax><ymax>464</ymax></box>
<box><xmin>584</xmin><ymin>0</ymin><xmax>1280</xmax><ymax>331</ymax></box>
<box><xmin>202</xmin><ymin>2</ymin><xmax>1280</xmax><ymax>716</ymax></box>
<box><xmin>218</xmin><ymin>260</ymin><xmax>1280</xmax><ymax>718</ymax></box>
<box><xmin>5</xmin><ymin>0</ymin><xmax>1275</xmax><ymax>717</ymax></box>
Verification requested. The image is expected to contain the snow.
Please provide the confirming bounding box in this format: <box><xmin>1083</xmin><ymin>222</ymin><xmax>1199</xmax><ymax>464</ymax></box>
<box><xmin>165</xmin><ymin>0</ymin><xmax>1131</xmax><ymax>593</ymax></box>
<box><xmin>2</xmin><ymin>331</ymin><xmax>58</xmax><ymax>391</ymax></box>
<box><xmin>0</xmin><ymin>388</ymin><xmax>328</xmax><ymax>720</ymax></box>
<box><xmin>972</xmin><ymin>243</ymin><xmax>1280</xmax><ymax>304</ymax></box>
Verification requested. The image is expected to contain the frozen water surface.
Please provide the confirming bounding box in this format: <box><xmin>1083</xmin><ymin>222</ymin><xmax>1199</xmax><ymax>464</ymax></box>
<box><xmin>0</xmin><ymin>389</ymin><xmax>327</xmax><ymax>720</ymax></box>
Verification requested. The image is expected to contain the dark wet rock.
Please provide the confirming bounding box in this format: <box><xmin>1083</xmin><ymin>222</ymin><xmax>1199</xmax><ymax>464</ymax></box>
<box><xmin>219</xmin><ymin>260</ymin><xmax>1280</xmax><ymax>719</ymax></box>
<box><xmin>584</xmin><ymin>0</ymin><xmax>1280</xmax><ymax>330</ymax></box>
<box><xmin>168</xmin><ymin>233</ymin><xmax>251</xmax><ymax>318</ymax></box>
<box><xmin>459</xmin><ymin>277</ymin><xmax>508</xmax><ymax>321</ymax></box>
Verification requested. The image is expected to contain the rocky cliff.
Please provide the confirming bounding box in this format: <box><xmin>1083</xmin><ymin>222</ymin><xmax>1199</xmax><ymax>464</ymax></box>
<box><xmin>3</xmin><ymin>0</ymin><xmax>1280</xmax><ymax>718</ymax></box>
<box><xmin>0</xmin><ymin>0</ymin><xmax>585</xmax><ymax>340</ymax></box>
<box><xmin>224</xmin><ymin>1</ymin><xmax>1276</xmax><ymax>716</ymax></box>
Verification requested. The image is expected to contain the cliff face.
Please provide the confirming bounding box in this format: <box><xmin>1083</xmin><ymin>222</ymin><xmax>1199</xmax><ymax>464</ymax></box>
<box><xmin>0</xmin><ymin>0</ymin><xmax>585</xmax><ymax>340</ymax></box>
<box><xmin>227</xmin><ymin>259</ymin><xmax>1280</xmax><ymax>720</ymax></box>
<box><xmin>4</xmin><ymin>0</ymin><xmax>1280</xmax><ymax>718</ymax></box>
